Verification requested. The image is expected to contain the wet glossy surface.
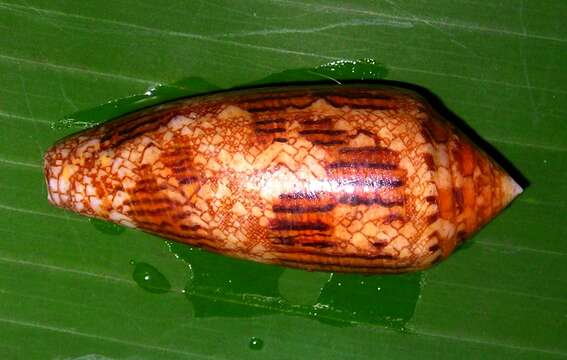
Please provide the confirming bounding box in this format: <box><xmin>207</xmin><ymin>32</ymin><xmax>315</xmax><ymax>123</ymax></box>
<box><xmin>131</xmin><ymin>261</ymin><xmax>171</xmax><ymax>294</ymax></box>
<box><xmin>167</xmin><ymin>241</ymin><xmax>422</xmax><ymax>330</ymax></box>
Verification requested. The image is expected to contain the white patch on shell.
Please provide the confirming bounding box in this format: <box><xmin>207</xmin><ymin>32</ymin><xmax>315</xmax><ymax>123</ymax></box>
<box><xmin>58</xmin><ymin>178</ymin><xmax>71</xmax><ymax>193</ymax></box>
<box><xmin>50</xmin><ymin>166</ymin><xmax>62</xmax><ymax>177</ymax></box>
<box><xmin>49</xmin><ymin>178</ymin><xmax>58</xmax><ymax>191</ymax></box>
<box><xmin>437</xmin><ymin>144</ymin><xmax>450</xmax><ymax>167</ymax></box>
<box><xmin>89</xmin><ymin>197</ymin><xmax>102</xmax><ymax>213</ymax></box>
<box><xmin>231</xmin><ymin>202</ymin><xmax>247</xmax><ymax>217</ymax></box>
<box><xmin>111</xmin><ymin>158</ymin><xmax>123</xmax><ymax>174</ymax></box>
<box><xmin>141</xmin><ymin>146</ymin><xmax>161</xmax><ymax>165</ymax></box>
<box><xmin>86</xmin><ymin>184</ymin><xmax>96</xmax><ymax>196</ymax></box>
<box><xmin>436</xmin><ymin>167</ymin><xmax>452</xmax><ymax>189</ymax></box>
<box><xmin>51</xmin><ymin>193</ymin><xmax>61</xmax><ymax>204</ymax></box>
<box><xmin>109</xmin><ymin>210</ymin><xmax>134</xmax><ymax>226</ymax></box>
<box><xmin>75</xmin><ymin>139</ymin><xmax>100</xmax><ymax>157</ymax></box>
<box><xmin>232</xmin><ymin>153</ymin><xmax>253</xmax><ymax>172</ymax></box>
<box><xmin>112</xmin><ymin>191</ymin><xmax>130</xmax><ymax>208</ymax></box>
<box><xmin>348</xmin><ymin>133</ymin><xmax>375</xmax><ymax>147</ymax></box>
<box><xmin>218</xmin><ymin>105</ymin><xmax>252</xmax><ymax>122</ymax></box>
<box><xmin>168</xmin><ymin>115</ymin><xmax>192</xmax><ymax>130</ymax></box>
<box><xmin>389</xmin><ymin>138</ymin><xmax>405</xmax><ymax>152</ymax></box>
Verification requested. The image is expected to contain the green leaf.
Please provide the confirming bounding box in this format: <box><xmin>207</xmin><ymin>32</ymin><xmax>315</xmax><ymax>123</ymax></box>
<box><xmin>0</xmin><ymin>1</ymin><xmax>565</xmax><ymax>359</ymax></box>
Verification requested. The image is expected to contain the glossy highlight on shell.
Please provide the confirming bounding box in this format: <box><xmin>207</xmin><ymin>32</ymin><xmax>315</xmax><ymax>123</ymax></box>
<box><xmin>44</xmin><ymin>85</ymin><xmax>522</xmax><ymax>273</ymax></box>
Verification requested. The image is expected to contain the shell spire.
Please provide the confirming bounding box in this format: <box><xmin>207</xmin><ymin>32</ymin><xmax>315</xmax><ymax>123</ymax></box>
<box><xmin>44</xmin><ymin>85</ymin><xmax>522</xmax><ymax>273</ymax></box>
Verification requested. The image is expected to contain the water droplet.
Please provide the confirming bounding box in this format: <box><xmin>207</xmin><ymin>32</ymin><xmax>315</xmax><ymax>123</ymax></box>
<box><xmin>249</xmin><ymin>337</ymin><xmax>264</xmax><ymax>350</ymax></box>
<box><xmin>90</xmin><ymin>218</ymin><xmax>125</xmax><ymax>235</ymax></box>
<box><xmin>51</xmin><ymin>113</ymin><xmax>106</xmax><ymax>130</ymax></box>
<box><xmin>51</xmin><ymin>77</ymin><xmax>220</xmax><ymax>132</ymax></box>
<box><xmin>132</xmin><ymin>262</ymin><xmax>171</xmax><ymax>294</ymax></box>
<box><xmin>315</xmin><ymin>58</ymin><xmax>388</xmax><ymax>81</ymax></box>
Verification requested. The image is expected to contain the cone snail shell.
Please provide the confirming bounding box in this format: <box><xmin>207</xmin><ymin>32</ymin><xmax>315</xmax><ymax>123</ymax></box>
<box><xmin>44</xmin><ymin>85</ymin><xmax>522</xmax><ymax>273</ymax></box>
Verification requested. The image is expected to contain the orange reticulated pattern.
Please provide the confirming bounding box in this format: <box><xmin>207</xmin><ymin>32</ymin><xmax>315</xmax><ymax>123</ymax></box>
<box><xmin>44</xmin><ymin>85</ymin><xmax>522</xmax><ymax>273</ymax></box>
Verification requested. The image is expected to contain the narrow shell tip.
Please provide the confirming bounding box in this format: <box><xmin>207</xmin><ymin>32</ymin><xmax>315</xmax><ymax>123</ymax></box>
<box><xmin>503</xmin><ymin>175</ymin><xmax>523</xmax><ymax>206</ymax></box>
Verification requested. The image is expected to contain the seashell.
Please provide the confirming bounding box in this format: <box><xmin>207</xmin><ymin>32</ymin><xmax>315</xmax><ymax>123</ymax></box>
<box><xmin>44</xmin><ymin>85</ymin><xmax>522</xmax><ymax>273</ymax></box>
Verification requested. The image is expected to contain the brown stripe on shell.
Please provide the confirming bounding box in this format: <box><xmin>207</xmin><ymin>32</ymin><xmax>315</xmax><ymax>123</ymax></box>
<box><xmin>339</xmin><ymin>146</ymin><xmax>394</xmax><ymax>154</ymax></box>
<box><xmin>422</xmin><ymin>117</ymin><xmax>450</xmax><ymax>143</ymax></box>
<box><xmin>338</xmin><ymin>194</ymin><xmax>404</xmax><ymax>207</ymax></box>
<box><xmin>270</xmin><ymin>220</ymin><xmax>331</xmax><ymax>232</ymax></box>
<box><xmin>429</xmin><ymin>243</ymin><xmax>441</xmax><ymax>252</ymax></box>
<box><xmin>324</xmin><ymin>95</ymin><xmax>399</xmax><ymax>110</ymax></box>
<box><xmin>254</xmin><ymin>118</ymin><xmax>286</xmax><ymax>125</ymax></box>
<box><xmin>255</xmin><ymin>127</ymin><xmax>286</xmax><ymax>134</ymax></box>
<box><xmin>238</xmin><ymin>96</ymin><xmax>316</xmax><ymax>113</ymax></box>
<box><xmin>425</xmin><ymin>195</ymin><xmax>437</xmax><ymax>204</ymax></box>
<box><xmin>454</xmin><ymin>188</ymin><xmax>464</xmax><ymax>214</ymax></box>
<box><xmin>300</xmin><ymin>117</ymin><xmax>333</xmax><ymax>126</ymax></box>
<box><xmin>272</xmin><ymin>203</ymin><xmax>336</xmax><ymax>214</ymax></box>
<box><xmin>299</xmin><ymin>129</ymin><xmax>346</xmax><ymax>136</ymax></box>
<box><xmin>275</xmin><ymin>260</ymin><xmax>416</xmax><ymax>273</ymax></box>
<box><xmin>423</xmin><ymin>153</ymin><xmax>436</xmax><ymax>171</ymax></box>
<box><xmin>383</xmin><ymin>213</ymin><xmax>406</xmax><ymax>224</ymax></box>
<box><xmin>327</xmin><ymin>161</ymin><xmax>398</xmax><ymax>171</ymax></box>
<box><xmin>301</xmin><ymin>241</ymin><xmax>336</xmax><ymax>248</ymax></box>
<box><xmin>101</xmin><ymin>109</ymin><xmax>184</xmax><ymax>149</ymax></box>
<box><xmin>312</xmin><ymin>140</ymin><xmax>346</xmax><ymax>146</ymax></box>
<box><xmin>426</xmin><ymin>213</ymin><xmax>439</xmax><ymax>225</ymax></box>
<box><xmin>272</xmin><ymin>254</ymin><xmax>416</xmax><ymax>272</ymax></box>
<box><xmin>275</xmin><ymin>249</ymin><xmax>396</xmax><ymax>260</ymax></box>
